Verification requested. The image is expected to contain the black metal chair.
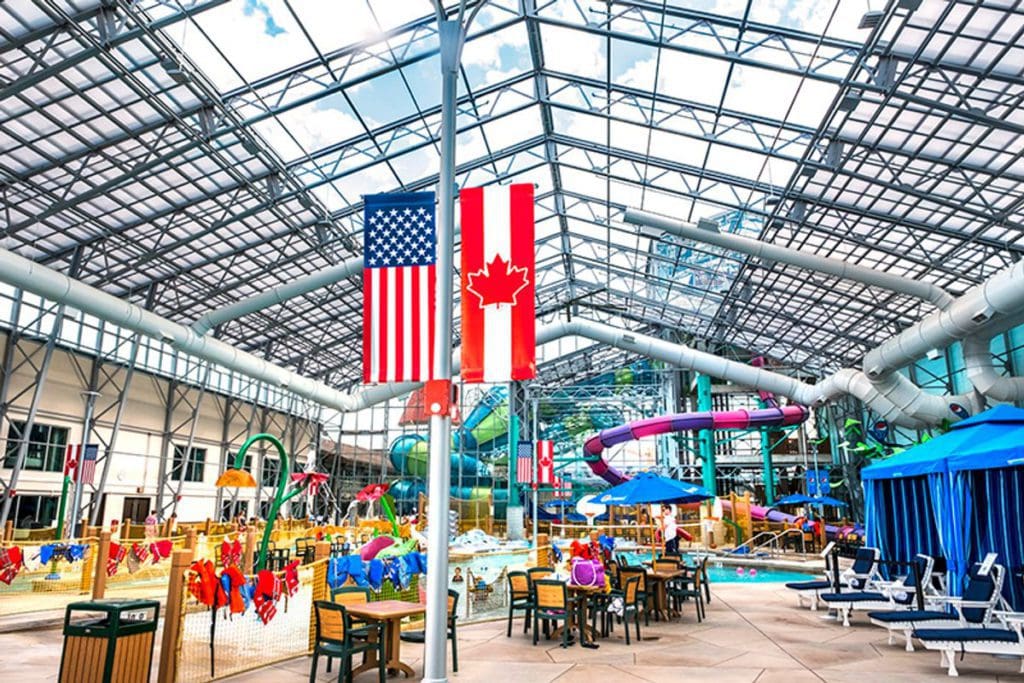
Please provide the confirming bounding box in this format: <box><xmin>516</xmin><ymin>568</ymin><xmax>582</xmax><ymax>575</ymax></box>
<box><xmin>400</xmin><ymin>589</ymin><xmax>460</xmax><ymax>672</ymax></box>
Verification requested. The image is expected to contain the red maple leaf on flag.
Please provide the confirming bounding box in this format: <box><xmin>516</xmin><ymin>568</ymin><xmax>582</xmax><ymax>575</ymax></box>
<box><xmin>466</xmin><ymin>254</ymin><xmax>529</xmax><ymax>307</ymax></box>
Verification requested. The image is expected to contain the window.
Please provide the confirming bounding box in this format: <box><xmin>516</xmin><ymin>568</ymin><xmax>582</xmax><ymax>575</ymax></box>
<box><xmin>261</xmin><ymin>457</ymin><xmax>280</xmax><ymax>488</ymax></box>
<box><xmin>171</xmin><ymin>445</ymin><xmax>206</xmax><ymax>482</ymax></box>
<box><xmin>219</xmin><ymin>500</ymin><xmax>249</xmax><ymax>522</ymax></box>
<box><xmin>11</xmin><ymin>494</ymin><xmax>59</xmax><ymax>528</ymax></box>
<box><xmin>3</xmin><ymin>421</ymin><xmax>69</xmax><ymax>472</ymax></box>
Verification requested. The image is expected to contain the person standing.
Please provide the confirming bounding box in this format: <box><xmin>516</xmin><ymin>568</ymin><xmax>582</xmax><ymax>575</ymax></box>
<box><xmin>144</xmin><ymin>510</ymin><xmax>159</xmax><ymax>539</ymax></box>
<box><xmin>660</xmin><ymin>504</ymin><xmax>679</xmax><ymax>555</ymax></box>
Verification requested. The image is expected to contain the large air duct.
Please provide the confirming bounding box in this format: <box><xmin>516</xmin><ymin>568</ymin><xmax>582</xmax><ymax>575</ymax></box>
<box><xmin>191</xmin><ymin>255</ymin><xmax>362</xmax><ymax>335</ymax></box>
<box><xmin>0</xmin><ymin>248</ymin><xmax>410</xmax><ymax>413</ymax></box>
<box><xmin>624</xmin><ymin>207</ymin><xmax>1024</xmax><ymax>405</ymax></box>
<box><xmin>623</xmin><ymin>208</ymin><xmax>955</xmax><ymax>309</ymax></box>
<box><xmin>553</xmin><ymin>318</ymin><xmax>979</xmax><ymax>428</ymax></box>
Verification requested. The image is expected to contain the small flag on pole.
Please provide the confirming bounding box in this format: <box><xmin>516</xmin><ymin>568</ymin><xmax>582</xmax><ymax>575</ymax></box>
<box><xmin>77</xmin><ymin>444</ymin><xmax>98</xmax><ymax>486</ymax></box>
<box><xmin>553</xmin><ymin>476</ymin><xmax>573</xmax><ymax>499</ymax></box>
<box><xmin>362</xmin><ymin>192</ymin><xmax>437</xmax><ymax>384</ymax></box>
<box><xmin>537</xmin><ymin>440</ymin><xmax>554</xmax><ymax>486</ymax></box>
<box><xmin>64</xmin><ymin>443</ymin><xmax>80</xmax><ymax>477</ymax></box>
<box><xmin>516</xmin><ymin>440</ymin><xmax>533</xmax><ymax>485</ymax></box>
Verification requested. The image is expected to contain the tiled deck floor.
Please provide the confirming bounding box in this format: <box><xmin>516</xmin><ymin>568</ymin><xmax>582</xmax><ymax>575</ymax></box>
<box><xmin>4</xmin><ymin>582</ymin><xmax>1021</xmax><ymax>681</ymax></box>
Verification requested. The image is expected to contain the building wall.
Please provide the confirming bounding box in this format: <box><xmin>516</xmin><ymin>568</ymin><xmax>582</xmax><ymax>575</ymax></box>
<box><xmin>0</xmin><ymin>333</ymin><xmax>320</xmax><ymax>528</ymax></box>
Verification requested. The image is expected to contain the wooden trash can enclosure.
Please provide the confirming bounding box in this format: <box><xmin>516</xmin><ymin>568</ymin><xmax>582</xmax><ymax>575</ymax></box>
<box><xmin>59</xmin><ymin>599</ymin><xmax>160</xmax><ymax>683</ymax></box>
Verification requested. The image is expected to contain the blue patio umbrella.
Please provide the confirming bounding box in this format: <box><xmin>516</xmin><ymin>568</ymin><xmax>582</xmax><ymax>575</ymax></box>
<box><xmin>774</xmin><ymin>492</ymin><xmax>846</xmax><ymax>508</ymax></box>
<box><xmin>595</xmin><ymin>471</ymin><xmax>712</xmax><ymax>505</ymax></box>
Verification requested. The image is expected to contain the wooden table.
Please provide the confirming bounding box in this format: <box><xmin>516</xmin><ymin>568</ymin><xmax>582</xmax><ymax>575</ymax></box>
<box><xmin>549</xmin><ymin>584</ymin><xmax>602</xmax><ymax>648</ymax></box>
<box><xmin>645</xmin><ymin>569</ymin><xmax>684</xmax><ymax>621</ymax></box>
<box><xmin>346</xmin><ymin>600</ymin><xmax>426</xmax><ymax>677</ymax></box>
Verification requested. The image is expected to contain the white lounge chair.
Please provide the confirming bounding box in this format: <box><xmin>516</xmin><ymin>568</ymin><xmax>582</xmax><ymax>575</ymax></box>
<box><xmin>869</xmin><ymin>562</ymin><xmax>1007</xmax><ymax>652</ymax></box>
<box><xmin>913</xmin><ymin>611</ymin><xmax>1023</xmax><ymax>677</ymax></box>
<box><xmin>821</xmin><ymin>553</ymin><xmax>936</xmax><ymax>627</ymax></box>
<box><xmin>785</xmin><ymin>546</ymin><xmax>880</xmax><ymax>610</ymax></box>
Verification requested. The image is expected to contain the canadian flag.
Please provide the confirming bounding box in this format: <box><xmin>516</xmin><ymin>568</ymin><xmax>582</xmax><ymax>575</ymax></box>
<box><xmin>459</xmin><ymin>184</ymin><xmax>535</xmax><ymax>384</ymax></box>
<box><xmin>537</xmin><ymin>440</ymin><xmax>554</xmax><ymax>486</ymax></box>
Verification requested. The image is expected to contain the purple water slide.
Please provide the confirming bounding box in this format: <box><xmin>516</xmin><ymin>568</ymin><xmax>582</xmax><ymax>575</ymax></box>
<box><xmin>582</xmin><ymin>404</ymin><xmax>810</xmax><ymax>486</ymax></box>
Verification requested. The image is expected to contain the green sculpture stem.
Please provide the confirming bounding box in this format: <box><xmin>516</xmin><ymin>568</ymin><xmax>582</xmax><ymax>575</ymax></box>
<box><xmin>380</xmin><ymin>495</ymin><xmax>399</xmax><ymax>537</ymax></box>
<box><xmin>232</xmin><ymin>433</ymin><xmax>308</xmax><ymax>572</ymax></box>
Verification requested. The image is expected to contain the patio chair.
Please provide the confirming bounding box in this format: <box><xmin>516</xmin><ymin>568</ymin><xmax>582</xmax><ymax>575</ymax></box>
<box><xmin>619</xmin><ymin>567</ymin><xmax>650</xmax><ymax>625</ymax></box>
<box><xmin>331</xmin><ymin>586</ymin><xmax>371</xmax><ymax>630</ymax></box>
<box><xmin>620</xmin><ymin>575</ymin><xmax>643</xmax><ymax>645</ymax></box>
<box><xmin>399</xmin><ymin>589</ymin><xmax>460</xmax><ymax>672</ymax></box>
<box><xmin>914</xmin><ymin>612</ymin><xmax>1024</xmax><ymax>677</ymax></box>
<box><xmin>667</xmin><ymin>556</ymin><xmax>706</xmax><ymax>622</ymax></box>
<box><xmin>310</xmin><ymin>601</ymin><xmax>385</xmax><ymax>682</ymax></box>
<box><xmin>821</xmin><ymin>554</ymin><xmax>936</xmax><ymax>627</ymax></box>
<box><xmin>506</xmin><ymin>570</ymin><xmax>534</xmax><ymax>637</ymax></box>
<box><xmin>786</xmin><ymin>546</ymin><xmax>880</xmax><ymax>610</ymax></box>
<box><xmin>533</xmin><ymin>579</ymin><xmax>578</xmax><ymax>648</ymax></box>
<box><xmin>869</xmin><ymin>562</ymin><xmax>1008</xmax><ymax>652</ymax></box>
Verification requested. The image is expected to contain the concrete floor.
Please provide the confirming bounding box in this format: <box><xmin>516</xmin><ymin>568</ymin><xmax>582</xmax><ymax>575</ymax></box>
<box><xmin>4</xmin><ymin>582</ymin><xmax>1021</xmax><ymax>681</ymax></box>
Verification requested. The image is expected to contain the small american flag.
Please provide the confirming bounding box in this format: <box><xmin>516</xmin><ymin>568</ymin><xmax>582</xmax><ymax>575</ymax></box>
<box><xmin>515</xmin><ymin>440</ymin><xmax>533</xmax><ymax>485</ymax></box>
<box><xmin>363</xmin><ymin>192</ymin><xmax>437</xmax><ymax>384</ymax></box>
<box><xmin>77</xmin><ymin>444</ymin><xmax>98</xmax><ymax>486</ymax></box>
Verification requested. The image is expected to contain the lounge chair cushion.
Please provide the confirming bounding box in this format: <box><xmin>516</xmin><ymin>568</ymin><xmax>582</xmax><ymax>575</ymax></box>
<box><xmin>868</xmin><ymin>609</ymin><xmax>954</xmax><ymax>623</ymax></box>
<box><xmin>821</xmin><ymin>591</ymin><xmax>893</xmax><ymax>603</ymax></box>
<box><xmin>785</xmin><ymin>580</ymin><xmax>832</xmax><ymax>591</ymax></box>
<box><xmin>914</xmin><ymin>627</ymin><xmax>1020</xmax><ymax>643</ymax></box>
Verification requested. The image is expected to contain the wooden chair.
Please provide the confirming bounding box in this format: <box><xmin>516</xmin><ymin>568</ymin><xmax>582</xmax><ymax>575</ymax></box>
<box><xmin>653</xmin><ymin>559</ymin><xmax>679</xmax><ymax>573</ymax></box>
<box><xmin>621</xmin><ymin>575</ymin><xmax>643</xmax><ymax>645</ymax></box>
<box><xmin>506</xmin><ymin>571</ymin><xmax>534</xmax><ymax>637</ymax></box>
<box><xmin>400</xmin><ymin>589</ymin><xmax>460</xmax><ymax>672</ymax></box>
<box><xmin>310</xmin><ymin>601</ymin><xmax>385</xmax><ymax>682</ymax></box>
<box><xmin>619</xmin><ymin>567</ymin><xmax>649</xmax><ymax>625</ymax></box>
<box><xmin>667</xmin><ymin>558</ymin><xmax>706</xmax><ymax>622</ymax></box>
<box><xmin>331</xmin><ymin>586</ymin><xmax>371</xmax><ymax>630</ymax></box>
<box><xmin>533</xmin><ymin>580</ymin><xmax>577</xmax><ymax>648</ymax></box>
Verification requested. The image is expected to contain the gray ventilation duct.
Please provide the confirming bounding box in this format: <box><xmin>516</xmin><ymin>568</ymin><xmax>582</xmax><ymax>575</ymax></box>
<box><xmin>624</xmin><ymin>207</ymin><xmax>1024</xmax><ymax>405</ymax></box>
<box><xmin>552</xmin><ymin>318</ymin><xmax>979</xmax><ymax>428</ymax></box>
<box><xmin>191</xmin><ymin>255</ymin><xmax>362</xmax><ymax>335</ymax></box>
<box><xmin>623</xmin><ymin>208</ymin><xmax>955</xmax><ymax>309</ymax></box>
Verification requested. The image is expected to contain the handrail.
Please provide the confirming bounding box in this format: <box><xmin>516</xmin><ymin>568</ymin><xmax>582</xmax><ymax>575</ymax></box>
<box><xmin>733</xmin><ymin>528</ymin><xmax>808</xmax><ymax>558</ymax></box>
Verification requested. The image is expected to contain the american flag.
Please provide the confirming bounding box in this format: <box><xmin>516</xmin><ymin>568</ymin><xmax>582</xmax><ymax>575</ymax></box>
<box><xmin>553</xmin><ymin>476</ymin><xmax>573</xmax><ymax>499</ymax></box>
<box><xmin>363</xmin><ymin>192</ymin><xmax>437</xmax><ymax>383</ymax></box>
<box><xmin>516</xmin><ymin>440</ymin><xmax>533</xmax><ymax>485</ymax></box>
<box><xmin>77</xmin><ymin>444</ymin><xmax>98</xmax><ymax>485</ymax></box>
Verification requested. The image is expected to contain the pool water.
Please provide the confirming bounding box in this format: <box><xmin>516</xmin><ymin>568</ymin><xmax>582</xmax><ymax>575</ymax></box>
<box><xmin>452</xmin><ymin>549</ymin><xmax>815</xmax><ymax>584</ymax></box>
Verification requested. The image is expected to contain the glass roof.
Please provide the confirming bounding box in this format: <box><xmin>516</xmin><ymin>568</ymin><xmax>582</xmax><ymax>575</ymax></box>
<box><xmin>2</xmin><ymin>0</ymin><xmax>1022</xmax><ymax>389</ymax></box>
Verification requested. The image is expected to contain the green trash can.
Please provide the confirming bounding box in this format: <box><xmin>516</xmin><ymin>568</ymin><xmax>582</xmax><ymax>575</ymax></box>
<box><xmin>59</xmin><ymin>598</ymin><xmax>160</xmax><ymax>683</ymax></box>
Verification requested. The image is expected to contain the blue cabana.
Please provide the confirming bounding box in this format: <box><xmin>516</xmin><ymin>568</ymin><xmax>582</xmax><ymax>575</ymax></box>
<box><xmin>862</xmin><ymin>405</ymin><xmax>1024</xmax><ymax>607</ymax></box>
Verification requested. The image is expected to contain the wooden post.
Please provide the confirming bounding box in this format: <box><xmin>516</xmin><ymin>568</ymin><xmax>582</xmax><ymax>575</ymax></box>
<box><xmin>157</xmin><ymin>548</ymin><xmax>194</xmax><ymax>683</ymax></box>
<box><xmin>536</xmin><ymin>533</ymin><xmax>550</xmax><ymax>567</ymax></box>
<box><xmin>184</xmin><ymin>527</ymin><xmax>197</xmax><ymax>551</ymax></box>
<box><xmin>242</xmin><ymin>527</ymin><xmax>257</xmax><ymax>572</ymax></box>
<box><xmin>204</xmin><ymin>518</ymin><xmax>212</xmax><ymax>536</ymax></box>
<box><xmin>3</xmin><ymin>520</ymin><xmax>12</xmax><ymax>542</ymax></box>
<box><xmin>122</xmin><ymin>518</ymin><xmax>131</xmax><ymax>541</ymax></box>
<box><xmin>92</xmin><ymin>530</ymin><xmax>111</xmax><ymax>599</ymax></box>
<box><xmin>314</xmin><ymin>540</ymin><xmax>330</xmax><ymax>562</ymax></box>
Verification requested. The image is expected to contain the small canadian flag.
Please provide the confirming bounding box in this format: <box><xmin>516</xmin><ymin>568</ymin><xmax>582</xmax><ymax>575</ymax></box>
<box><xmin>459</xmin><ymin>184</ymin><xmax>535</xmax><ymax>384</ymax></box>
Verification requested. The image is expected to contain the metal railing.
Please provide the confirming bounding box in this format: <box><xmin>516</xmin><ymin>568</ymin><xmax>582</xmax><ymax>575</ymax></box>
<box><xmin>732</xmin><ymin>528</ymin><xmax>808</xmax><ymax>558</ymax></box>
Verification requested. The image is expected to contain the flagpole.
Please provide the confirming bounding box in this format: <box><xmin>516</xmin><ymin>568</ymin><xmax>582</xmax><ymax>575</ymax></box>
<box><xmin>423</xmin><ymin>7</ymin><xmax>466</xmax><ymax>682</ymax></box>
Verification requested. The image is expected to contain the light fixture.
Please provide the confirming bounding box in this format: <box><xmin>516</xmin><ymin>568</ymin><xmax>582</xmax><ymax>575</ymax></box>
<box><xmin>858</xmin><ymin>11</ymin><xmax>884</xmax><ymax>29</ymax></box>
<box><xmin>697</xmin><ymin>218</ymin><xmax>720</xmax><ymax>233</ymax></box>
<box><xmin>926</xmin><ymin>348</ymin><xmax>943</xmax><ymax>360</ymax></box>
<box><xmin>838</xmin><ymin>92</ymin><xmax>862</xmax><ymax>112</ymax></box>
<box><xmin>159</xmin><ymin>55</ymin><xmax>190</xmax><ymax>84</ymax></box>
